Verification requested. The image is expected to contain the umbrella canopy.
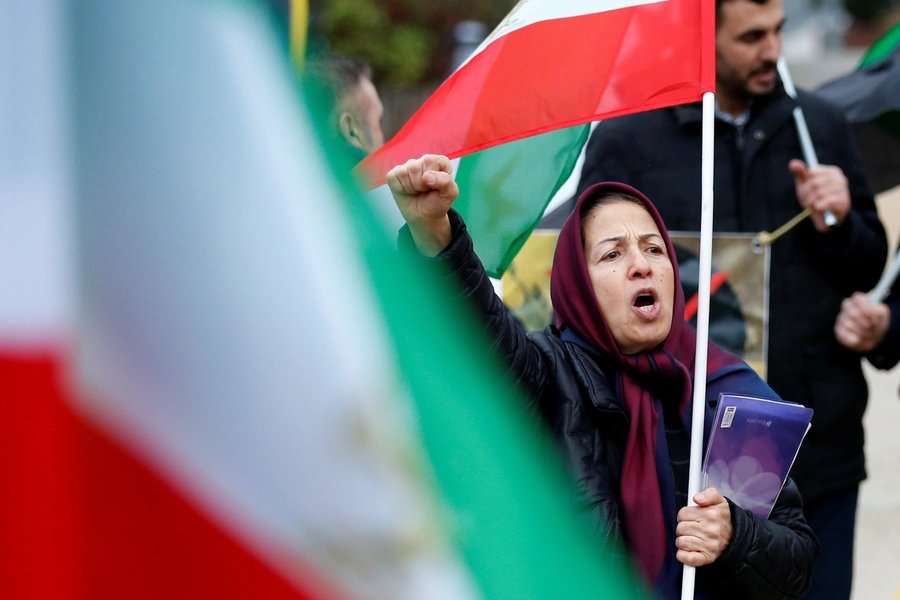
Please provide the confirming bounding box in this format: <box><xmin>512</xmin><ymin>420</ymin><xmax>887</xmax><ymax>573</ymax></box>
<box><xmin>817</xmin><ymin>23</ymin><xmax>900</xmax><ymax>194</ymax></box>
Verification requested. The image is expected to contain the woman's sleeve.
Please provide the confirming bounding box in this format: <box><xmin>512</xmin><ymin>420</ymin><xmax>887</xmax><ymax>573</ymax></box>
<box><xmin>699</xmin><ymin>478</ymin><xmax>819</xmax><ymax>599</ymax></box>
<box><xmin>398</xmin><ymin>209</ymin><xmax>552</xmax><ymax>399</ymax></box>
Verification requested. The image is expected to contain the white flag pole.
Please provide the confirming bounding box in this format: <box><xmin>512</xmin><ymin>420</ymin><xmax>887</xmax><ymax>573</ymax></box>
<box><xmin>681</xmin><ymin>90</ymin><xmax>716</xmax><ymax>600</ymax></box>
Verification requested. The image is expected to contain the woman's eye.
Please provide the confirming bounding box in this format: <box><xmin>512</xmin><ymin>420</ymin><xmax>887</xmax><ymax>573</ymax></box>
<box><xmin>603</xmin><ymin>251</ymin><xmax>619</xmax><ymax>261</ymax></box>
<box><xmin>647</xmin><ymin>246</ymin><xmax>662</xmax><ymax>254</ymax></box>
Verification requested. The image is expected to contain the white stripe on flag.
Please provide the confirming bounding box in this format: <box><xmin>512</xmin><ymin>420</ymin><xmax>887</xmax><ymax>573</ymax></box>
<box><xmin>0</xmin><ymin>0</ymin><xmax>73</xmax><ymax>346</ymax></box>
<box><xmin>467</xmin><ymin>0</ymin><xmax>667</xmax><ymax>65</ymax></box>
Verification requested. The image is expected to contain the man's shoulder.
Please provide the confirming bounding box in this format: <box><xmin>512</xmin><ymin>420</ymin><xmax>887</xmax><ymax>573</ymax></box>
<box><xmin>594</xmin><ymin>105</ymin><xmax>686</xmax><ymax>134</ymax></box>
<box><xmin>585</xmin><ymin>106</ymin><xmax>691</xmax><ymax>156</ymax></box>
<box><xmin>794</xmin><ymin>88</ymin><xmax>847</xmax><ymax>123</ymax></box>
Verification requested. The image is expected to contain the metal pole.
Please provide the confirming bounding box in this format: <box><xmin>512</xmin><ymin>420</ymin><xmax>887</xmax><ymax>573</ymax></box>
<box><xmin>869</xmin><ymin>247</ymin><xmax>900</xmax><ymax>303</ymax></box>
<box><xmin>777</xmin><ymin>56</ymin><xmax>838</xmax><ymax>228</ymax></box>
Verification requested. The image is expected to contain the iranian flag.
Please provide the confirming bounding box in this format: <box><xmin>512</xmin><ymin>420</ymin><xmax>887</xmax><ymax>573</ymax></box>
<box><xmin>2</xmin><ymin>1</ymin><xmax>641</xmax><ymax>598</ymax></box>
<box><xmin>361</xmin><ymin>0</ymin><xmax>715</xmax><ymax>276</ymax></box>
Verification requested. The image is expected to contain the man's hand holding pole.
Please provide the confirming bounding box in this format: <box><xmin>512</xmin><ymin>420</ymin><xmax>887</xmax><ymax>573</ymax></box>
<box><xmin>777</xmin><ymin>57</ymin><xmax>840</xmax><ymax>230</ymax></box>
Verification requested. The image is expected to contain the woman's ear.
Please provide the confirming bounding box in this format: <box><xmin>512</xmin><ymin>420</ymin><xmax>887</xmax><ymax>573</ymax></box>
<box><xmin>338</xmin><ymin>111</ymin><xmax>364</xmax><ymax>151</ymax></box>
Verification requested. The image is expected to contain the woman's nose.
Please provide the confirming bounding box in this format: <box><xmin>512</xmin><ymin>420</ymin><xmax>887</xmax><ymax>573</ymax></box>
<box><xmin>629</xmin><ymin>252</ymin><xmax>651</xmax><ymax>278</ymax></box>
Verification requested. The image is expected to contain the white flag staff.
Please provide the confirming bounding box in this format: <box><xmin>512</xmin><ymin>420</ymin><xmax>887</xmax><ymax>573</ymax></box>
<box><xmin>681</xmin><ymin>90</ymin><xmax>716</xmax><ymax>600</ymax></box>
<box><xmin>777</xmin><ymin>56</ymin><xmax>839</xmax><ymax>229</ymax></box>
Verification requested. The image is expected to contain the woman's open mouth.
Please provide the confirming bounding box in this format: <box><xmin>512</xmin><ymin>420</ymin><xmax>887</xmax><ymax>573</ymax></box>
<box><xmin>631</xmin><ymin>289</ymin><xmax>661</xmax><ymax>319</ymax></box>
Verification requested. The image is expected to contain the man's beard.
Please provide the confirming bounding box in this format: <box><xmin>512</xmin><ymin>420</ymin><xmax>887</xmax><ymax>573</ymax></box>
<box><xmin>741</xmin><ymin>61</ymin><xmax>778</xmax><ymax>97</ymax></box>
<box><xmin>717</xmin><ymin>66</ymin><xmax>777</xmax><ymax>105</ymax></box>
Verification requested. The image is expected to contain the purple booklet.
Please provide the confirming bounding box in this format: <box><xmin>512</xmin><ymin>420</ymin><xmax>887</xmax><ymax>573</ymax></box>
<box><xmin>701</xmin><ymin>394</ymin><xmax>813</xmax><ymax>519</ymax></box>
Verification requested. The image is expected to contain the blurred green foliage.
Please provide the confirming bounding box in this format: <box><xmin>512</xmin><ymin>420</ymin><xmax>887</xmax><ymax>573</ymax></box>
<box><xmin>310</xmin><ymin>0</ymin><xmax>516</xmax><ymax>88</ymax></box>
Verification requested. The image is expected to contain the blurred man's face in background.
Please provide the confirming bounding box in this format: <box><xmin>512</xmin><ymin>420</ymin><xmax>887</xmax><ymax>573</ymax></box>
<box><xmin>715</xmin><ymin>0</ymin><xmax>785</xmax><ymax>112</ymax></box>
<box><xmin>340</xmin><ymin>76</ymin><xmax>384</xmax><ymax>155</ymax></box>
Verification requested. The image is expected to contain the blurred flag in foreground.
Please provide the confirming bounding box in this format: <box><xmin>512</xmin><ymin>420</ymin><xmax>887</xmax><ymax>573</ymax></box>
<box><xmin>2</xmin><ymin>1</ymin><xmax>640</xmax><ymax>598</ymax></box>
<box><xmin>361</xmin><ymin>0</ymin><xmax>715</xmax><ymax>276</ymax></box>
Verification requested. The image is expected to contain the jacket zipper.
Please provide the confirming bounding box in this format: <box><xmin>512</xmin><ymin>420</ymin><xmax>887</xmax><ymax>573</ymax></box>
<box><xmin>600</xmin><ymin>512</ymin><xmax>614</xmax><ymax>552</ymax></box>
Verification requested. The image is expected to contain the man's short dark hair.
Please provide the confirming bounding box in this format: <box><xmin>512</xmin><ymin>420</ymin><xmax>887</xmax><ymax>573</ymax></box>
<box><xmin>305</xmin><ymin>54</ymin><xmax>373</xmax><ymax>109</ymax></box>
<box><xmin>715</xmin><ymin>0</ymin><xmax>770</xmax><ymax>25</ymax></box>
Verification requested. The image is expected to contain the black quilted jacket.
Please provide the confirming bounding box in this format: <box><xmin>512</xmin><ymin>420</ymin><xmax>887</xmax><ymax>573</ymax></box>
<box><xmin>407</xmin><ymin>210</ymin><xmax>819</xmax><ymax>599</ymax></box>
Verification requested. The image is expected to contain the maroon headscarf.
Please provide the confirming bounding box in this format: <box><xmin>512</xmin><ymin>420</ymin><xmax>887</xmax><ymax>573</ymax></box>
<box><xmin>550</xmin><ymin>182</ymin><xmax>738</xmax><ymax>585</ymax></box>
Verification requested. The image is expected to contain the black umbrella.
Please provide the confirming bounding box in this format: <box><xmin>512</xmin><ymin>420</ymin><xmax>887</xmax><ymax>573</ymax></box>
<box><xmin>817</xmin><ymin>23</ymin><xmax>900</xmax><ymax>194</ymax></box>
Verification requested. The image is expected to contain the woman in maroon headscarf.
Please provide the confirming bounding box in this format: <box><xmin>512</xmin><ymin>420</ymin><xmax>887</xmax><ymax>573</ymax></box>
<box><xmin>387</xmin><ymin>155</ymin><xmax>817</xmax><ymax>600</ymax></box>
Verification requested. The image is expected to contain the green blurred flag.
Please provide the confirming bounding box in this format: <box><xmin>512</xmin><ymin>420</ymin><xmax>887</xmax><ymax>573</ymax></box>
<box><xmin>311</xmin><ymin>55</ymin><xmax>641</xmax><ymax>600</ymax></box>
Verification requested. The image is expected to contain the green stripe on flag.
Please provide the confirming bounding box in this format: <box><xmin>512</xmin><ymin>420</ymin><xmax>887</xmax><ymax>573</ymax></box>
<box><xmin>309</xmin><ymin>108</ymin><xmax>640</xmax><ymax>596</ymax></box>
<box><xmin>454</xmin><ymin>125</ymin><xmax>591</xmax><ymax>278</ymax></box>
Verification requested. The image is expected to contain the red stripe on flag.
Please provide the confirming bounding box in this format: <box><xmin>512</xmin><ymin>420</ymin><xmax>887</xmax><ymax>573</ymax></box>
<box><xmin>361</xmin><ymin>0</ymin><xmax>713</xmax><ymax>184</ymax></box>
<box><xmin>80</xmin><ymin>406</ymin><xmax>345</xmax><ymax>600</ymax></box>
<box><xmin>1</xmin><ymin>351</ymin><xmax>347</xmax><ymax>600</ymax></box>
<box><xmin>700</xmin><ymin>0</ymin><xmax>717</xmax><ymax>93</ymax></box>
<box><xmin>0</xmin><ymin>351</ymin><xmax>83</xmax><ymax>599</ymax></box>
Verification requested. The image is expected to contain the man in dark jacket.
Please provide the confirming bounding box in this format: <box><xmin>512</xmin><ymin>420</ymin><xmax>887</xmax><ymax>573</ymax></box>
<box><xmin>561</xmin><ymin>0</ymin><xmax>889</xmax><ymax>597</ymax></box>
